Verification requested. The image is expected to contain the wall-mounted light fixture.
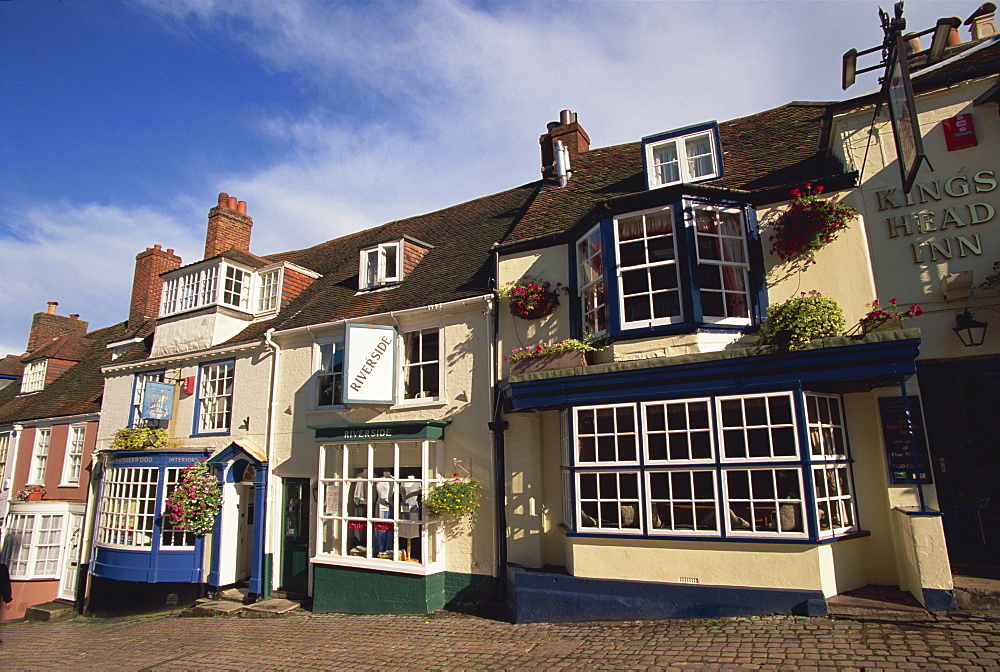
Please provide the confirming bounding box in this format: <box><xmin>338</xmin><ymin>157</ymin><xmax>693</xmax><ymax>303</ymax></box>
<box><xmin>953</xmin><ymin>309</ymin><xmax>988</xmax><ymax>347</ymax></box>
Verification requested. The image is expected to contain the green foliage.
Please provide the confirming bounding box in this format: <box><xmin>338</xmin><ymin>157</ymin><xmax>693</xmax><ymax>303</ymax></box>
<box><xmin>164</xmin><ymin>462</ymin><xmax>223</xmax><ymax>536</ymax></box>
<box><xmin>424</xmin><ymin>477</ymin><xmax>482</xmax><ymax>525</ymax></box>
<box><xmin>110</xmin><ymin>427</ymin><xmax>168</xmax><ymax>450</ymax></box>
<box><xmin>768</xmin><ymin>184</ymin><xmax>858</xmax><ymax>267</ymax></box>
<box><xmin>758</xmin><ymin>291</ymin><xmax>845</xmax><ymax>350</ymax></box>
<box><xmin>506</xmin><ymin>335</ymin><xmax>603</xmax><ymax>362</ymax></box>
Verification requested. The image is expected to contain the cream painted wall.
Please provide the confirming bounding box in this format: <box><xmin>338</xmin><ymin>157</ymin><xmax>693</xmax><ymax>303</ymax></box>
<box><xmin>832</xmin><ymin>78</ymin><xmax>1000</xmax><ymax>361</ymax></box>
<box><xmin>497</xmin><ymin>246</ymin><xmax>572</xmax><ymax>377</ymax></box>
<box><xmin>150</xmin><ymin>312</ymin><xmax>258</xmax><ymax>358</ymax></box>
<box><xmin>271</xmin><ymin>300</ymin><xmax>498</xmax><ymax>580</ymax></box>
<box><xmin>505</xmin><ymin>412</ymin><xmax>543</xmax><ymax>568</ymax></box>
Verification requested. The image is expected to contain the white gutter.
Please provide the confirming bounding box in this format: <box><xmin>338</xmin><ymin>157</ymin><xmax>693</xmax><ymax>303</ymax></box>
<box><xmin>262</xmin><ymin>328</ymin><xmax>280</xmax><ymax>597</ymax></box>
<box><xmin>271</xmin><ymin>294</ymin><xmax>493</xmax><ymax>339</ymax></box>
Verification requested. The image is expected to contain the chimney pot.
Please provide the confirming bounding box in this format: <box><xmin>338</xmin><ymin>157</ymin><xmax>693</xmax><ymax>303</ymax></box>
<box><xmin>205</xmin><ymin>192</ymin><xmax>253</xmax><ymax>259</ymax></box>
<box><xmin>153</xmin><ymin>244</ymin><xmax>162</xmax><ymax>250</ymax></box>
<box><xmin>237</xmin><ymin>200</ymin><xmax>247</xmax><ymax>215</ymax></box>
<box><xmin>559</xmin><ymin>109</ymin><xmax>573</xmax><ymax>125</ymax></box>
<box><xmin>228</xmin><ymin>196</ymin><xmax>238</xmax><ymax>210</ymax></box>
<box><xmin>947</xmin><ymin>25</ymin><xmax>962</xmax><ymax>45</ymax></box>
<box><xmin>167</xmin><ymin>248</ymin><xmax>174</xmax><ymax>255</ymax></box>
<box><xmin>904</xmin><ymin>32</ymin><xmax>922</xmax><ymax>54</ymax></box>
<box><xmin>47</xmin><ymin>301</ymin><xmax>58</xmax><ymax>314</ymax></box>
<box><xmin>69</xmin><ymin>314</ymin><xmax>79</xmax><ymax>320</ymax></box>
<box><xmin>218</xmin><ymin>192</ymin><xmax>229</xmax><ymax>207</ymax></box>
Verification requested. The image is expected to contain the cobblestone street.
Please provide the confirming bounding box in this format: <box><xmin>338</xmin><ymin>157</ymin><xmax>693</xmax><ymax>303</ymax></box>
<box><xmin>2</xmin><ymin>610</ymin><xmax>999</xmax><ymax>670</ymax></box>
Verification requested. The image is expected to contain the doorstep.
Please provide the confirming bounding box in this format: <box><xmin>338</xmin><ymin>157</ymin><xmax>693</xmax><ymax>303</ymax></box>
<box><xmin>826</xmin><ymin>585</ymin><xmax>932</xmax><ymax>621</ymax></box>
<box><xmin>24</xmin><ymin>601</ymin><xmax>75</xmax><ymax>622</ymax></box>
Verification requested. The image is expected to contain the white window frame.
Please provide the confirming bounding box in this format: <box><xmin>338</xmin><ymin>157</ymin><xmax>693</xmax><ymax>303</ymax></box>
<box><xmin>196</xmin><ymin>360</ymin><xmax>235</xmax><ymax>435</ymax></box>
<box><xmin>642</xmin><ymin>398</ymin><xmax>714</xmax><ymax>465</ymax></box>
<box><xmin>316</xmin><ymin>440</ymin><xmax>445</xmax><ymax>575</ymax></box>
<box><xmin>576</xmin><ymin>470</ymin><xmax>644</xmax><ymax>534</ymax></box>
<box><xmin>398</xmin><ymin>326</ymin><xmax>443</xmax><ymax>405</ymax></box>
<box><xmin>573</xmin><ymin>403</ymin><xmax>640</xmax><ymax>467</ymax></box>
<box><xmin>0</xmin><ymin>430</ymin><xmax>10</xmax><ymax>489</ymax></box>
<box><xmin>312</xmin><ymin>338</ymin><xmax>345</xmax><ymax>410</ymax></box>
<box><xmin>614</xmin><ymin>206</ymin><xmax>684</xmax><ymax>329</ymax></box>
<box><xmin>644</xmin><ymin>130</ymin><xmax>720</xmax><ymax>189</ymax></box>
<box><xmin>692</xmin><ymin>204</ymin><xmax>751</xmax><ymax>326</ymax></box>
<box><xmin>222</xmin><ymin>265</ymin><xmax>252</xmax><ymax>310</ymax></box>
<box><xmin>646</xmin><ymin>468</ymin><xmax>720</xmax><ymax>537</ymax></box>
<box><xmin>576</xmin><ymin>224</ymin><xmax>607</xmax><ymax>336</ymax></box>
<box><xmin>21</xmin><ymin>360</ymin><xmax>47</xmax><ymax>393</ymax></box>
<box><xmin>257</xmin><ymin>267</ymin><xmax>282</xmax><ymax>313</ymax></box>
<box><xmin>2</xmin><ymin>511</ymin><xmax>65</xmax><ymax>579</ymax></box>
<box><xmin>95</xmin><ymin>466</ymin><xmax>159</xmax><ymax>549</ymax></box>
<box><xmin>722</xmin><ymin>466</ymin><xmax>808</xmax><ymax>538</ymax></box>
<box><xmin>160</xmin><ymin>467</ymin><xmax>197</xmax><ymax>549</ymax></box>
<box><xmin>29</xmin><ymin>426</ymin><xmax>51</xmax><ymax>485</ymax></box>
<box><xmin>716</xmin><ymin>392</ymin><xmax>800</xmax><ymax>463</ymax></box>
<box><xmin>60</xmin><ymin>424</ymin><xmax>86</xmax><ymax>487</ymax></box>
<box><xmin>359</xmin><ymin>241</ymin><xmax>403</xmax><ymax>290</ymax></box>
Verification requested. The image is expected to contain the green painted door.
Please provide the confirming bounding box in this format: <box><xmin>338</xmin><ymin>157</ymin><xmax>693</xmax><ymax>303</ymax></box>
<box><xmin>281</xmin><ymin>478</ymin><xmax>311</xmax><ymax>593</ymax></box>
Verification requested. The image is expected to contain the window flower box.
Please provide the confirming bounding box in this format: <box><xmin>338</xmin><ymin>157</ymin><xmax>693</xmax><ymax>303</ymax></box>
<box><xmin>510</xmin><ymin>350</ymin><xmax>588</xmax><ymax>375</ymax></box>
<box><xmin>109</xmin><ymin>427</ymin><xmax>168</xmax><ymax>451</ymax></box>
<box><xmin>16</xmin><ymin>485</ymin><xmax>46</xmax><ymax>501</ymax></box>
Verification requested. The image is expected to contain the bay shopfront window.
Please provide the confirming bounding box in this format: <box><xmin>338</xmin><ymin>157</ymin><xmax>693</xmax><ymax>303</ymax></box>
<box><xmin>564</xmin><ymin>391</ymin><xmax>857</xmax><ymax>541</ymax></box>
<box><xmin>317</xmin><ymin>439</ymin><xmax>444</xmax><ymax>571</ymax></box>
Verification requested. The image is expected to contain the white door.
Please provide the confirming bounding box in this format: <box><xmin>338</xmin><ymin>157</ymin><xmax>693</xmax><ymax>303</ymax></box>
<box><xmin>57</xmin><ymin>513</ymin><xmax>83</xmax><ymax>601</ymax></box>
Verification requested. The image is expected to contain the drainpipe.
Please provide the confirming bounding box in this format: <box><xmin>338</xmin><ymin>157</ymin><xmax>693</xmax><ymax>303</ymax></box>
<box><xmin>488</xmin><ymin>249</ymin><xmax>509</xmax><ymax>601</ymax></box>
<box><xmin>261</xmin><ymin>328</ymin><xmax>281</xmax><ymax>599</ymax></box>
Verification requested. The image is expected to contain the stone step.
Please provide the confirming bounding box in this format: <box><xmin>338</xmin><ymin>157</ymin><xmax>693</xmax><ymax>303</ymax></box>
<box><xmin>242</xmin><ymin>598</ymin><xmax>301</xmax><ymax>618</ymax></box>
<box><xmin>189</xmin><ymin>600</ymin><xmax>246</xmax><ymax>617</ymax></box>
<box><xmin>23</xmin><ymin>601</ymin><xmax>75</xmax><ymax>622</ymax></box>
<box><xmin>216</xmin><ymin>587</ymin><xmax>249</xmax><ymax>603</ymax></box>
<box><xmin>953</xmin><ymin>575</ymin><xmax>1000</xmax><ymax>612</ymax></box>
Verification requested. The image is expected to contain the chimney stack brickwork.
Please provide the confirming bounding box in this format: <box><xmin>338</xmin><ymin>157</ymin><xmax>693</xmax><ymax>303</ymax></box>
<box><xmin>26</xmin><ymin>306</ymin><xmax>89</xmax><ymax>354</ymax></box>
<box><xmin>539</xmin><ymin>110</ymin><xmax>590</xmax><ymax>174</ymax></box>
<box><xmin>204</xmin><ymin>192</ymin><xmax>253</xmax><ymax>259</ymax></box>
<box><xmin>130</xmin><ymin>244</ymin><xmax>182</xmax><ymax>325</ymax></box>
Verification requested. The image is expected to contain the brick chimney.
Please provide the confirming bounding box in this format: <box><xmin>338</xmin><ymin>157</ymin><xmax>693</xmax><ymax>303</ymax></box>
<box><xmin>130</xmin><ymin>244</ymin><xmax>182</xmax><ymax>325</ymax></box>
<box><xmin>966</xmin><ymin>2</ymin><xmax>998</xmax><ymax>40</ymax></box>
<box><xmin>540</xmin><ymin>110</ymin><xmax>590</xmax><ymax>175</ymax></box>
<box><xmin>26</xmin><ymin>303</ymin><xmax>88</xmax><ymax>354</ymax></box>
<box><xmin>204</xmin><ymin>192</ymin><xmax>252</xmax><ymax>259</ymax></box>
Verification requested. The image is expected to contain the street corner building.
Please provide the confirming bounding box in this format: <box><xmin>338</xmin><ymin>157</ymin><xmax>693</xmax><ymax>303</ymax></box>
<box><xmin>0</xmin><ymin>2</ymin><xmax>998</xmax><ymax>624</ymax></box>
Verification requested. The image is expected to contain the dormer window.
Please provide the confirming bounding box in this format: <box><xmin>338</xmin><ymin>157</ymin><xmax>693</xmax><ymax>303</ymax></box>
<box><xmin>359</xmin><ymin>241</ymin><xmax>402</xmax><ymax>290</ymax></box>
<box><xmin>643</xmin><ymin>123</ymin><xmax>722</xmax><ymax>190</ymax></box>
<box><xmin>20</xmin><ymin>360</ymin><xmax>47</xmax><ymax>393</ymax></box>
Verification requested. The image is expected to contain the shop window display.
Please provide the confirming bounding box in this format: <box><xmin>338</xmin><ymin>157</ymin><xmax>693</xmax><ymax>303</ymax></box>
<box><xmin>318</xmin><ymin>440</ymin><xmax>444</xmax><ymax>569</ymax></box>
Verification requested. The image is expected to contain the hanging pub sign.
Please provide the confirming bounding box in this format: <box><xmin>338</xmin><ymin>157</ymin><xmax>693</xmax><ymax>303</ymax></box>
<box><xmin>878</xmin><ymin>396</ymin><xmax>933</xmax><ymax>485</ymax></box>
<box><xmin>886</xmin><ymin>33</ymin><xmax>930</xmax><ymax>194</ymax></box>
<box><xmin>343</xmin><ymin>324</ymin><xmax>397</xmax><ymax>405</ymax></box>
<box><xmin>943</xmin><ymin>113</ymin><xmax>977</xmax><ymax>151</ymax></box>
<box><xmin>141</xmin><ymin>381</ymin><xmax>175</xmax><ymax>421</ymax></box>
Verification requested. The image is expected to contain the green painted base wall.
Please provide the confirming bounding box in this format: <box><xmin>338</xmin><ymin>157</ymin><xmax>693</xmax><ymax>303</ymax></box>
<box><xmin>262</xmin><ymin>554</ymin><xmax>272</xmax><ymax>600</ymax></box>
<box><xmin>312</xmin><ymin>564</ymin><xmax>494</xmax><ymax>614</ymax></box>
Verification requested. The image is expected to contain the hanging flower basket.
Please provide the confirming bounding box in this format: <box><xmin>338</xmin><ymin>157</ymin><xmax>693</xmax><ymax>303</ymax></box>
<box><xmin>498</xmin><ymin>275</ymin><xmax>562</xmax><ymax>319</ymax></box>
<box><xmin>768</xmin><ymin>184</ymin><xmax>858</xmax><ymax>267</ymax></box>
<box><xmin>424</xmin><ymin>476</ymin><xmax>482</xmax><ymax>525</ymax></box>
<box><xmin>164</xmin><ymin>462</ymin><xmax>223</xmax><ymax>536</ymax></box>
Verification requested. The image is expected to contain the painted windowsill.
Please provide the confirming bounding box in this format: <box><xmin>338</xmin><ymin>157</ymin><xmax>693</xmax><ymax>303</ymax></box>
<box><xmin>311</xmin><ymin>552</ymin><xmax>445</xmax><ymax>576</ymax></box>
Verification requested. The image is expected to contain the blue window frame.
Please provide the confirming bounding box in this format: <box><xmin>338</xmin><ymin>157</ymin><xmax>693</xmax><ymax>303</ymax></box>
<box><xmin>194</xmin><ymin>360</ymin><xmax>234</xmax><ymax>436</ymax></box>
<box><xmin>571</xmin><ymin>196</ymin><xmax>767</xmax><ymax>339</ymax></box>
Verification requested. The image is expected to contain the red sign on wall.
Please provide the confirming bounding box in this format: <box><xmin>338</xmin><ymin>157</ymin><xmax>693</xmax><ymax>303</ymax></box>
<box><xmin>943</xmin><ymin>113</ymin><xmax>977</xmax><ymax>151</ymax></box>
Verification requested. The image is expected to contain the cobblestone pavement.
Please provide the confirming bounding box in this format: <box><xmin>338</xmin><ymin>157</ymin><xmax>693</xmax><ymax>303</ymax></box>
<box><xmin>1</xmin><ymin>610</ymin><xmax>999</xmax><ymax>670</ymax></box>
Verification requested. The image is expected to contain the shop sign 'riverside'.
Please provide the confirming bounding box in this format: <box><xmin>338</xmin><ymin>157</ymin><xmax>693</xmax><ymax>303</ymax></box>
<box><xmin>344</xmin><ymin>324</ymin><xmax>397</xmax><ymax>404</ymax></box>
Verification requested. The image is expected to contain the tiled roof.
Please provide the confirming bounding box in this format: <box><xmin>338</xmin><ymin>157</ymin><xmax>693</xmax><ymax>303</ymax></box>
<box><xmin>21</xmin><ymin>334</ymin><xmax>93</xmax><ymax>364</ymax></box>
<box><xmin>231</xmin><ymin>183</ymin><xmax>538</xmax><ymax>340</ymax></box>
<box><xmin>501</xmin><ymin>101</ymin><xmax>845</xmax><ymax>245</ymax></box>
<box><xmin>908</xmin><ymin>35</ymin><xmax>1000</xmax><ymax>82</ymax></box>
<box><xmin>0</xmin><ymin>321</ymin><xmax>136</xmax><ymax>424</ymax></box>
<box><xmin>0</xmin><ymin>355</ymin><xmax>24</xmax><ymax>379</ymax></box>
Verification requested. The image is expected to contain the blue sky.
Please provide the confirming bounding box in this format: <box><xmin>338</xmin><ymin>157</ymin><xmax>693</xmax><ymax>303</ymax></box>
<box><xmin>0</xmin><ymin>0</ymin><xmax>969</xmax><ymax>355</ymax></box>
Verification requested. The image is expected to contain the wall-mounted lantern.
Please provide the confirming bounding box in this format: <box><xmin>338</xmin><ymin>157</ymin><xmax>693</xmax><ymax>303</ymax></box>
<box><xmin>953</xmin><ymin>309</ymin><xmax>988</xmax><ymax>347</ymax></box>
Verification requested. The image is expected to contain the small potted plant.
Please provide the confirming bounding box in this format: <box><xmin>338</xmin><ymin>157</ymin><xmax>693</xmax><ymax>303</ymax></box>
<box><xmin>164</xmin><ymin>462</ymin><xmax>223</xmax><ymax>535</ymax></box>
<box><xmin>854</xmin><ymin>298</ymin><xmax>923</xmax><ymax>334</ymax></box>
<box><xmin>980</xmin><ymin>261</ymin><xmax>1000</xmax><ymax>291</ymax></box>
<box><xmin>757</xmin><ymin>291</ymin><xmax>846</xmax><ymax>350</ymax></box>
<box><xmin>768</xmin><ymin>184</ymin><xmax>858</xmax><ymax>267</ymax></box>
<box><xmin>498</xmin><ymin>274</ymin><xmax>562</xmax><ymax>320</ymax></box>
<box><xmin>424</xmin><ymin>474</ymin><xmax>482</xmax><ymax>525</ymax></box>
<box><xmin>15</xmin><ymin>485</ymin><xmax>46</xmax><ymax>501</ymax></box>
<box><xmin>506</xmin><ymin>336</ymin><xmax>603</xmax><ymax>375</ymax></box>
<box><xmin>109</xmin><ymin>427</ymin><xmax>169</xmax><ymax>451</ymax></box>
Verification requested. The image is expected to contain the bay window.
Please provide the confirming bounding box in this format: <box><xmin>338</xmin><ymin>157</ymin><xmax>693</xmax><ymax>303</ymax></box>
<box><xmin>161</xmin><ymin>261</ymin><xmax>283</xmax><ymax>317</ymax></box>
<box><xmin>318</xmin><ymin>440</ymin><xmax>444</xmax><ymax>570</ymax></box>
<box><xmin>564</xmin><ymin>392</ymin><xmax>857</xmax><ymax>541</ymax></box>
<box><xmin>95</xmin><ymin>466</ymin><xmax>159</xmax><ymax>548</ymax></box>
<box><xmin>576</xmin><ymin>225</ymin><xmax>607</xmax><ymax>335</ymax></box>
<box><xmin>257</xmin><ymin>268</ymin><xmax>280</xmax><ymax>312</ymax></box>
<box><xmin>2</xmin><ymin>512</ymin><xmax>64</xmax><ymax>579</ymax></box>
<box><xmin>615</xmin><ymin>207</ymin><xmax>682</xmax><ymax>328</ymax></box>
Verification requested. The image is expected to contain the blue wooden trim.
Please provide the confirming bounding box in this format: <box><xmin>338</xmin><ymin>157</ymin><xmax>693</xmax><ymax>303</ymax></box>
<box><xmin>207</xmin><ymin>464</ymin><xmax>226</xmax><ymax>588</ymax></box>
<box><xmin>894</xmin><ymin>505</ymin><xmax>944</xmax><ymax>517</ymax></box>
<box><xmin>248</xmin><ymin>465</ymin><xmax>268</xmax><ymax>597</ymax></box>
<box><xmin>506</xmin><ymin>563</ymin><xmax>826</xmax><ymax>624</ymax></box>
<box><xmin>922</xmin><ymin>588</ymin><xmax>957</xmax><ymax>611</ymax></box>
<box><xmin>503</xmin><ymin>337</ymin><xmax>921</xmax><ymax>412</ymax></box>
